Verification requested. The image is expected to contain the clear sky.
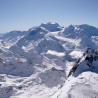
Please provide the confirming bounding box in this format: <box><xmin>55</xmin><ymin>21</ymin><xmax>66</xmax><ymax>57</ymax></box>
<box><xmin>0</xmin><ymin>0</ymin><xmax>98</xmax><ymax>33</ymax></box>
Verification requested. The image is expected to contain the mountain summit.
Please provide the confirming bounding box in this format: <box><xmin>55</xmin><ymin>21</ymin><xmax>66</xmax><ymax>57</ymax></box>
<box><xmin>40</xmin><ymin>22</ymin><xmax>63</xmax><ymax>32</ymax></box>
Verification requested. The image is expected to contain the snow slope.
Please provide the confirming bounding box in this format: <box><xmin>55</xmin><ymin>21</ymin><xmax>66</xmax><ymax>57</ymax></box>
<box><xmin>0</xmin><ymin>23</ymin><xmax>98</xmax><ymax>98</ymax></box>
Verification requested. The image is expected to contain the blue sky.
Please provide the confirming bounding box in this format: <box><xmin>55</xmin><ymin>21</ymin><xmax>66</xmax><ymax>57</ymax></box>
<box><xmin>0</xmin><ymin>0</ymin><xmax>98</xmax><ymax>33</ymax></box>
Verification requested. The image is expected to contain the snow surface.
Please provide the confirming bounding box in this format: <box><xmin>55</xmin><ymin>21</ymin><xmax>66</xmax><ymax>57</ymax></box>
<box><xmin>0</xmin><ymin>23</ymin><xmax>98</xmax><ymax>98</ymax></box>
<box><xmin>47</xmin><ymin>50</ymin><xmax>65</xmax><ymax>57</ymax></box>
<box><xmin>69</xmin><ymin>50</ymin><xmax>83</xmax><ymax>59</ymax></box>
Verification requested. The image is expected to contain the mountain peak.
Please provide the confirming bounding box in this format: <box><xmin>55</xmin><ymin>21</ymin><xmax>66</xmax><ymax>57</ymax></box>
<box><xmin>40</xmin><ymin>22</ymin><xmax>63</xmax><ymax>32</ymax></box>
<box><xmin>40</xmin><ymin>22</ymin><xmax>60</xmax><ymax>26</ymax></box>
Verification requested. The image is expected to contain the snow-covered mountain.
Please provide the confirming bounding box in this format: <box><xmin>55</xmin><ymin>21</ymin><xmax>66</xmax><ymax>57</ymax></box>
<box><xmin>0</xmin><ymin>23</ymin><xmax>98</xmax><ymax>98</ymax></box>
<box><xmin>0</xmin><ymin>31</ymin><xmax>26</xmax><ymax>49</ymax></box>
